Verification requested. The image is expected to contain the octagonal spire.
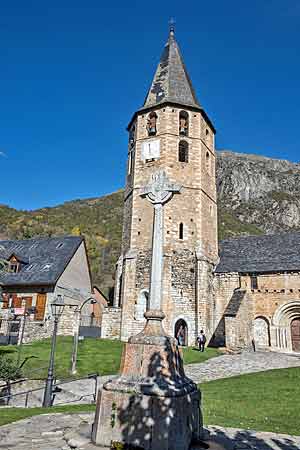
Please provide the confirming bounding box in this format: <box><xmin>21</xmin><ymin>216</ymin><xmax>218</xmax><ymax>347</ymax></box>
<box><xmin>143</xmin><ymin>29</ymin><xmax>201</xmax><ymax>109</ymax></box>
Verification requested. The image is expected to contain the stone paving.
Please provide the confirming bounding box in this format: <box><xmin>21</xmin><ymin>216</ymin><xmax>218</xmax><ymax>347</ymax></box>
<box><xmin>185</xmin><ymin>351</ymin><xmax>300</xmax><ymax>383</ymax></box>
<box><xmin>0</xmin><ymin>413</ymin><xmax>299</xmax><ymax>450</ymax></box>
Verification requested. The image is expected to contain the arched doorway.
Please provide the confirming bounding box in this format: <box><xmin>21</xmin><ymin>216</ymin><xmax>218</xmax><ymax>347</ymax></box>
<box><xmin>291</xmin><ymin>318</ymin><xmax>300</xmax><ymax>352</ymax></box>
<box><xmin>254</xmin><ymin>316</ymin><xmax>270</xmax><ymax>348</ymax></box>
<box><xmin>273</xmin><ymin>301</ymin><xmax>300</xmax><ymax>352</ymax></box>
<box><xmin>175</xmin><ymin>319</ymin><xmax>188</xmax><ymax>346</ymax></box>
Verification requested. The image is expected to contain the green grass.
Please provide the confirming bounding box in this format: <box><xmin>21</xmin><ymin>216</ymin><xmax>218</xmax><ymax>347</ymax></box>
<box><xmin>1</xmin><ymin>367</ymin><xmax>300</xmax><ymax>434</ymax></box>
<box><xmin>0</xmin><ymin>337</ymin><xmax>124</xmax><ymax>379</ymax></box>
<box><xmin>0</xmin><ymin>404</ymin><xmax>95</xmax><ymax>427</ymax></box>
<box><xmin>182</xmin><ymin>347</ymin><xmax>220</xmax><ymax>365</ymax></box>
<box><xmin>0</xmin><ymin>338</ymin><xmax>220</xmax><ymax>380</ymax></box>
<box><xmin>201</xmin><ymin>367</ymin><xmax>300</xmax><ymax>435</ymax></box>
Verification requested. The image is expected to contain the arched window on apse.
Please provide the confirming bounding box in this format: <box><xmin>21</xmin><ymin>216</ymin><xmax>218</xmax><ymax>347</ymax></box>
<box><xmin>179</xmin><ymin>223</ymin><xmax>184</xmax><ymax>240</ymax></box>
<box><xmin>147</xmin><ymin>112</ymin><xmax>158</xmax><ymax>136</ymax></box>
<box><xmin>179</xmin><ymin>110</ymin><xmax>189</xmax><ymax>136</ymax></box>
<box><xmin>178</xmin><ymin>140</ymin><xmax>189</xmax><ymax>163</ymax></box>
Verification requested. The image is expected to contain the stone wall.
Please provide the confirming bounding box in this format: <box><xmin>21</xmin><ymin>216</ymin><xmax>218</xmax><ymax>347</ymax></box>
<box><xmin>224</xmin><ymin>289</ymin><xmax>254</xmax><ymax>350</ymax></box>
<box><xmin>116</xmin><ymin>104</ymin><xmax>218</xmax><ymax>345</ymax></box>
<box><xmin>101</xmin><ymin>307</ymin><xmax>121</xmax><ymax>339</ymax></box>
<box><xmin>214</xmin><ymin>271</ymin><xmax>300</xmax><ymax>352</ymax></box>
<box><xmin>22</xmin><ymin>305</ymin><xmax>79</xmax><ymax>343</ymax></box>
<box><xmin>212</xmin><ymin>272</ymin><xmax>240</xmax><ymax>346</ymax></box>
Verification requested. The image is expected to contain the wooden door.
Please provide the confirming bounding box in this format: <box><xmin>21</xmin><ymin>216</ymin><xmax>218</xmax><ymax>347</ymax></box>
<box><xmin>34</xmin><ymin>294</ymin><xmax>47</xmax><ymax>321</ymax></box>
<box><xmin>291</xmin><ymin>318</ymin><xmax>300</xmax><ymax>352</ymax></box>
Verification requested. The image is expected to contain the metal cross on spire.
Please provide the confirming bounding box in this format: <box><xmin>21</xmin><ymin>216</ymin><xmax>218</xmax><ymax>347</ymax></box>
<box><xmin>169</xmin><ymin>17</ymin><xmax>176</xmax><ymax>35</ymax></box>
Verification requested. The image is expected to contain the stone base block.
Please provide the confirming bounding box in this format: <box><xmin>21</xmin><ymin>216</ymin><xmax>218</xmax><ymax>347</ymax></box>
<box><xmin>92</xmin><ymin>385</ymin><xmax>201</xmax><ymax>450</ymax></box>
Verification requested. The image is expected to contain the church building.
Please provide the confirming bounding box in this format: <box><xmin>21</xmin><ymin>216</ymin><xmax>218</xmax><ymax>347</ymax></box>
<box><xmin>103</xmin><ymin>27</ymin><xmax>218</xmax><ymax>346</ymax></box>
<box><xmin>102</xmin><ymin>28</ymin><xmax>300</xmax><ymax>354</ymax></box>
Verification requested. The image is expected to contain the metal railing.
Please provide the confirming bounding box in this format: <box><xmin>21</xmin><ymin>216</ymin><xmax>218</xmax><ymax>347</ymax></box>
<box><xmin>0</xmin><ymin>373</ymin><xmax>99</xmax><ymax>408</ymax></box>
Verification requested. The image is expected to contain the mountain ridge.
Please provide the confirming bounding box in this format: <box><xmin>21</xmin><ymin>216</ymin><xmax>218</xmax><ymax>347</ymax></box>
<box><xmin>1</xmin><ymin>150</ymin><xmax>300</xmax><ymax>292</ymax></box>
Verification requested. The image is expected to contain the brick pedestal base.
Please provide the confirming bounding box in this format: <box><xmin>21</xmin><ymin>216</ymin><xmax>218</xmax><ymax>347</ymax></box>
<box><xmin>92</xmin><ymin>313</ymin><xmax>202</xmax><ymax>450</ymax></box>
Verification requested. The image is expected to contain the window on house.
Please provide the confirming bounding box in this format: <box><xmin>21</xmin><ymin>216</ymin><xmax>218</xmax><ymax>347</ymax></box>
<box><xmin>179</xmin><ymin>223</ymin><xmax>184</xmax><ymax>240</ymax></box>
<box><xmin>179</xmin><ymin>111</ymin><xmax>189</xmax><ymax>136</ymax></box>
<box><xmin>9</xmin><ymin>262</ymin><xmax>19</xmax><ymax>273</ymax></box>
<box><xmin>250</xmin><ymin>275</ymin><xmax>258</xmax><ymax>290</ymax></box>
<box><xmin>178</xmin><ymin>140</ymin><xmax>189</xmax><ymax>163</ymax></box>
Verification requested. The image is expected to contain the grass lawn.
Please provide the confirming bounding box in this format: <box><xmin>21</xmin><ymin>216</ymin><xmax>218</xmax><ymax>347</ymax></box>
<box><xmin>1</xmin><ymin>367</ymin><xmax>299</xmax><ymax>434</ymax></box>
<box><xmin>0</xmin><ymin>337</ymin><xmax>220</xmax><ymax>380</ymax></box>
<box><xmin>201</xmin><ymin>367</ymin><xmax>300</xmax><ymax>436</ymax></box>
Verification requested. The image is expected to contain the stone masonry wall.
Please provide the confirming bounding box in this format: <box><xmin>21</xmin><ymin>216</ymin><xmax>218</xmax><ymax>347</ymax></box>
<box><xmin>101</xmin><ymin>307</ymin><xmax>121</xmax><ymax>339</ymax></box>
<box><xmin>116</xmin><ymin>104</ymin><xmax>218</xmax><ymax>344</ymax></box>
<box><xmin>212</xmin><ymin>272</ymin><xmax>240</xmax><ymax>346</ymax></box>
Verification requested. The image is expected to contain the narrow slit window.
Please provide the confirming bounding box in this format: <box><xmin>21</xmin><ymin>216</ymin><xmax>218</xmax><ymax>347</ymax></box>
<box><xmin>206</xmin><ymin>151</ymin><xmax>210</xmax><ymax>172</ymax></box>
<box><xmin>179</xmin><ymin>223</ymin><xmax>184</xmax><ymax>240</ymax></box>
<box><xmin>250</xmin><ymin>275</ymin><xmax>258</xmax><ymax>290</ymax></box>
<box><xmin>178</xmin><ymin>141</ymin><xmax>188</xmax><ymax>163</ymax></box>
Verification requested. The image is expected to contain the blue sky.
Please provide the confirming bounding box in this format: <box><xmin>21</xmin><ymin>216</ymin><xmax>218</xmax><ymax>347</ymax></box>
<box><xmin>1</xmin><ymin>0</ymin><xmax>299</xmax><ymax>210</ymax></box>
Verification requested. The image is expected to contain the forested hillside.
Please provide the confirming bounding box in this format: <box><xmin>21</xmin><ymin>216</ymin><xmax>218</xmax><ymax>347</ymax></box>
<box><xmin>2</xmin><ymin>150</ymin><xmax>300</xmax><ymax>293</ymax></box>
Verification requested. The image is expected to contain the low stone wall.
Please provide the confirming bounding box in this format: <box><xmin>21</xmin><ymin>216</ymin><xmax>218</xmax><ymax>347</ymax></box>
<box><xmin>23</xmin><ymin>306</ymin><xmax>79</xmax><ymax>343</ymax></box>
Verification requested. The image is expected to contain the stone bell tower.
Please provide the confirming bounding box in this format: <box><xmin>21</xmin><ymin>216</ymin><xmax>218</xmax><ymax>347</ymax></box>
<box><xmin>114</xmin><ymin>27</ymin><xmax>218</xmax><ymax>345</ymax></box>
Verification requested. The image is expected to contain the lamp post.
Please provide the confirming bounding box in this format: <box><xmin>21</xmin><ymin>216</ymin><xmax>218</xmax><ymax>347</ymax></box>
<box><xmin>42</xmin><ymin>294</ymin><xmax>65</xmax><ymax>408</ymax></box>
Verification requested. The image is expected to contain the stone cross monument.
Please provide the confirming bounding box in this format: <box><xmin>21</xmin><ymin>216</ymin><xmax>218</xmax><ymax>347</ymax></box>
<box><xmin>140</xmin><ymin>170</ymin><xmax>181</xmax><ymax>312</ymax></box>
<box><xmin>92</xmin><ymin>170</ymin><xmax>202</xmax><ymax>450</ymax></box>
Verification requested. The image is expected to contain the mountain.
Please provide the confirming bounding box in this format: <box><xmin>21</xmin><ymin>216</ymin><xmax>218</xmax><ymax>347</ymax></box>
<box><xmin>1</xmin><ymin>150</ymin><xmax>300</xmax><ymax>293</ymax></box>
<box><xmin>217</xmin><ymin>151</ymin><xmax>300</xmax><ymax>234</ymax></box>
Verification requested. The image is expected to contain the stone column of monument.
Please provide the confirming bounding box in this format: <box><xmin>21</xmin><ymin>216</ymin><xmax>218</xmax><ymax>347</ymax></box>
<box><xmin>92</xmin><ymin>170</ymin><xmax>203</xmax><ymax>450</ymax></box>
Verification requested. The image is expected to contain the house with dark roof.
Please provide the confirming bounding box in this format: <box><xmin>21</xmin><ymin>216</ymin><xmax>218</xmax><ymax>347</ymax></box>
<box><xmin>0</xmin><ymin>236</ymin><xmax>92</xmax><ymax>343</ymax></box>
<box><xmin>213</xmin><ymin>232</ymin><xmax>300</xmax><ymax>353</ymax></box>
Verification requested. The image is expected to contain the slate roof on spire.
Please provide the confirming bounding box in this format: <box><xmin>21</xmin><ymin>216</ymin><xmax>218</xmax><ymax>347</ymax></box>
<box><xmin>142</xmin><ymin>30</ymin><xmax>201</xmax><ymax>110</ymax></box>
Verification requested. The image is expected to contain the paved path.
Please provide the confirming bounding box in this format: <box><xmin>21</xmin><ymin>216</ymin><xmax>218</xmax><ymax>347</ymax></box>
<box><xmin>185</xmin><ymin>351</ymin><xmax>300</xmax><ymax>383</ymax></box>
<box><xmin>4</xmin><ymin>351</ymin><xmax>300</xmax><ymax>407</ymax></box>
<box><xmin>0</xmin><ymin>413</ymin><xmax>299</xmax><ymax>450</ymax></box>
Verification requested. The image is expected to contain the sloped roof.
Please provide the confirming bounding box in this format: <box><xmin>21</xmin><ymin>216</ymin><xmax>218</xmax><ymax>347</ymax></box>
<box><xmin>0</xmin><ymin>236</ymin><xmax>83</xmax><ymax>287</ymax></box>
<box><xmin>142</xmin><ymin>30</ymin><xmax>200</xmax><ymax>110</ymax></box>
<box><xmin>216</xmin><ymin>232</ymin><xmax>300</xmax><ymax>274</ymax></box>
